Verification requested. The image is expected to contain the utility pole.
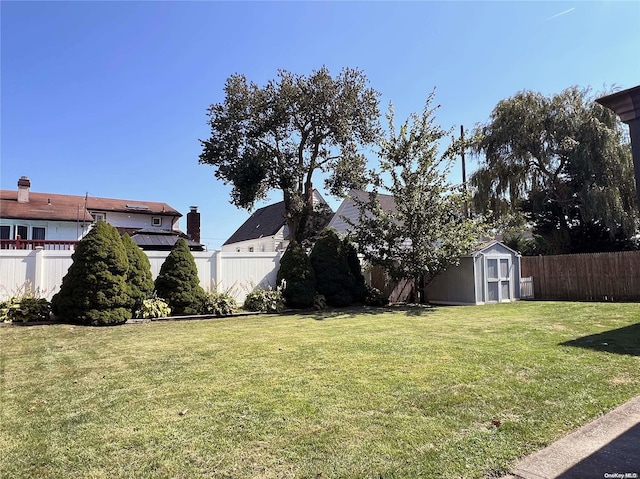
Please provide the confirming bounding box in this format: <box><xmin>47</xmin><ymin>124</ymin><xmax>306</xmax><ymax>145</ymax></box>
<box><xmin>461</xmin><ymin>125</ymin><xmax>469</xmax><ymax>218</ymax></box>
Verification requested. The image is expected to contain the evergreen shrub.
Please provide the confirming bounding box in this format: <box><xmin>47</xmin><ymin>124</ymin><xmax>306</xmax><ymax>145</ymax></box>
<box><xmin>310</xmin><ymin>228</ymin><xmax>355</xmax><ymax>307</ymax></box>
<box><xmin>276</xmin><ymin>241</ymin><xmax>315</xmax><ymax>308</ymax></box>
<box><xmin>121</xmin><ymin>233</ymin><xmax>154</xmax><ymax>314</ymax></box>
<box><xmin>343</xmin><ymin>236</ymin><xmax>367</xmax><ymax>303</ymax></box>
<box><xmin>51</xmin><ymin>221</ymin><xmax>133</xmax><ymax>325</ymax></box>
<box><xmin>154</xmin><ymin>238</ymin><xmax>205</xmax><ymax>315</ymax></box>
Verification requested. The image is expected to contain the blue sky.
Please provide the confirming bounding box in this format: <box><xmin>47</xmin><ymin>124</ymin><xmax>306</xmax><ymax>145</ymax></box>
<box><xmin>2</xmin><ymin>1</ymin><xmax>639</xmax><ymax>250</ymax></box>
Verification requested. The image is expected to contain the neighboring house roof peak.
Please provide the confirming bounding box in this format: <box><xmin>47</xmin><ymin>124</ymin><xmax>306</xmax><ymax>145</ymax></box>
<box><xmin>223</xmin><ymin>189</ymin><xmax>330</xmax><ymax>246</ymax></box>
<box><xmin>223</xmin><ymin>201</ymin><xmax>287</xmax><ymax>245</ymax></box>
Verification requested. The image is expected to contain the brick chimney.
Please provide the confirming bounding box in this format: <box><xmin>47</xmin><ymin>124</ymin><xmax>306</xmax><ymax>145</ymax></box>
<box><xmin>17</xmin><ymin>176</ymin><xmax>31</xmax><ymax>203</ymax></box>
<box><xmin>187</xmin><ymin>206</ymin><xmax>200</xmax><ymax>243</ymax></box>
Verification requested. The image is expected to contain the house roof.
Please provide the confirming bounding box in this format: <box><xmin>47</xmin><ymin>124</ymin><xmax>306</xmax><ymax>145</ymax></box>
<box><xmin>0</xmin><ymin>190</ymin><xmax>181</xmax><ymax>222</ymax></box>
<box><xmin>129</xmin><ymin>228</ymin><xmax>204</xmax><ymax>251</ymax></box>
<box><xmin>223</xmin><ymin>201</ymin><xmax>287</xmax><ymax>245</ymax></box>
<box><xmin>347</xmin><ymin>189</ymin><xmax>397</xmax><ymax>213</ymax></box>
<box><xmin>224</xmin><ymin>190</ymin><xmax>330</xmax><ymax>246</ymax></box>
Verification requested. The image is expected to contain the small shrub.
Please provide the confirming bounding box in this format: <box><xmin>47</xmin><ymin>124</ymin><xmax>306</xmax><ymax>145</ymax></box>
<box><xmin>1</xmin><ymin>296</ymin><xmax>51</xmax><ymax>323</ymax></box>
<box><xmin>243</xmin><ymin>287</ymin><xmax>284</xmax><ymax>313</ymax></box>
<box><xmin>135</xmin><ymin>296</ymin><xmax>171</xmax><ymax>319</ymax></box>
<box><xmin>202</xmin><ymin>291</ymin><xmax>238</xmax><ymax>316</ymax></box>
<box><xmin>313</xmin><ymin>294</ymin><xmax>327</xmax><ymax>311</ymax></box>
<box><xmin>364</xmin><ymin>285</ymin><xmax>389</xmax><ymax>307</ymax></box>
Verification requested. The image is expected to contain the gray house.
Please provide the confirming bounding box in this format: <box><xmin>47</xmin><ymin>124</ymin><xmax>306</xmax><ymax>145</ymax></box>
<box><xmin>425</xmin><ymin>241</ymin><xmax>522</xmax><ymax>305</ymax></box>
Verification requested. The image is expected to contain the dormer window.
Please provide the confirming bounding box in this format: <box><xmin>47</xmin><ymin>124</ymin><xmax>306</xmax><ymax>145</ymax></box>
<box><xmin>152</xmin><ymin>217</ymin><xmax>162</xmax><ymax>227</ymax></box>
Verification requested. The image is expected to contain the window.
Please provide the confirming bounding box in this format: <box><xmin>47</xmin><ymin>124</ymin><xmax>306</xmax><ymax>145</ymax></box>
<box><xmin>248</xmin><ymin>246</ymin><xmax>254</xmax><ymax>252</ymax></box>
<box><xmin>152</xmin><ymin>217</ymin><xmax>162</xmax><ymax>227</ymax></box>
<box><xmin>91</xmin><ymin>213</ymin><xmax>106</xmax><ymax>222</ymax></box>
<box><xmin>16</xmin><ymin>225</ymin><xmax>28</xmax><ymax>240</ymax></box>
<box><xmin>0</xmin><ymin>226</ymin><xmax>10</xmax><ymax>240</ymax></box>
<box><xmin>32</xmin><ymin>227</ymin><xmax>46</xmax><ymax>240</ymax></box>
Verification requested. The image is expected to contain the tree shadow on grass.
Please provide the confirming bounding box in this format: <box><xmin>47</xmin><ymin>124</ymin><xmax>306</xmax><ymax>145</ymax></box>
<box><xmin>560</xmin><ymin>323</ymin><xmax>640</xmax><ymax>357</ymax></box>
<box><xmin>298</xmin><ymin>303</ymin><xmax>438</xmax><ymax>321</ymax></box>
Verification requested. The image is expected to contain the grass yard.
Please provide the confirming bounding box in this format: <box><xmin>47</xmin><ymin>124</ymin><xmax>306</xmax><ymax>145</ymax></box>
<box><xmin>1</xmin><ymin>302</ymin><xmax>639</xmax><ymax>479</ymax></box>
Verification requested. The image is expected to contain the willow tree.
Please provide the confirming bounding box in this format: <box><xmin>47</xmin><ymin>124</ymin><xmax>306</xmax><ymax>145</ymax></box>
<box><xmin>199</xmin><ymin>66</ymin><xmax>381</xmax><ymax>242</ymax></box>
<box><xmin>471</xmin><ymin>87</ymin><xmax>638</xmax><ymax>253</ymax></box>
<box><xmin>349</xmin><ymin>93</ymin><xmax>481</xmax><ymax>301</ymax></box>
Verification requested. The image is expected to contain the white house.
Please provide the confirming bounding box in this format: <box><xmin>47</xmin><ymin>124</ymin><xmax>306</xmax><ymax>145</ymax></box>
<box><xmin>0</xmin><ymin>176</ymin><xmax>203</xmax><ymax>250</ymax></box>
<box><xmin>222</xmin><ymin>190</ymin><xmax>329</xmax><ymax>252</ymax></box>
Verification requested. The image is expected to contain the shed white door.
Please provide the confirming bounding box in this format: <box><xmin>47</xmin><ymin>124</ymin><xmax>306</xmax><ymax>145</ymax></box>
<box><xmin>486</xmin><ymin>257</ymin><xmax>511</xmax><ymax>303</ymax></box>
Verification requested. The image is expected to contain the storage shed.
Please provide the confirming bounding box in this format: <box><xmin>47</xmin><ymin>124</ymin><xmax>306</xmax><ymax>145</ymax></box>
<box><xmin>425</xmin><ymin>241</ymin><xmax>522</xmax><ymax>305</ymax></box>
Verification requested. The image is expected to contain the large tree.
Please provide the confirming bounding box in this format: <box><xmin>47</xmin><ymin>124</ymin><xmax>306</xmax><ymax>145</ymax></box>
<box><xmin>470</xmin><ymin>87</ymin><xmax>638</xmax><ymax>254</ymax></box>
<box><xmin>349</xmin><ymin>93</ymin><xmax>481</xmax><ymax>302</ymax></box>
<box><xmin>199</xmin><ymin>66</ymin><xmax>381</xmax><ymax>242</ymax></box>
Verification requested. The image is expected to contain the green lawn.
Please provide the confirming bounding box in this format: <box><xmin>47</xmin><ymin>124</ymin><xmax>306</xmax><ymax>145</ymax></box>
<box><xmin>1</xmin><ymin>302</ymin><xmax>639</xmax><ymax>479</ymax></box>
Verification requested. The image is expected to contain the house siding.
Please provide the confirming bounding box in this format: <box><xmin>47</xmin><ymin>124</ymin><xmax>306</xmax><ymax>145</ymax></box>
<box><xmin>327</xmin><ymin>198</ymin><xmax>359</xmax><ymax>236</ymax></box>
<box><xmin>89</xmin><ymin>211</ymin><xmax>179</xmax><ymax>231</ymax></box>
<box><xmin>221</xmin><ymin>226</ymin><xmax>289</xmax><ymax>252</ymax></box>
<box><xmin>0</xmin><ymin>219</ymin><xmax>90</xmax><ymax>241</ymax></box>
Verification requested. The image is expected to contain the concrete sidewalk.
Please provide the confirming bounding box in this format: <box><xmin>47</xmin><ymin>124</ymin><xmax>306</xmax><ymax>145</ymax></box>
<box><xmin>503</xmin><ymin>395</ymin><xmax>640</xmax><ymax>479</ymax></box>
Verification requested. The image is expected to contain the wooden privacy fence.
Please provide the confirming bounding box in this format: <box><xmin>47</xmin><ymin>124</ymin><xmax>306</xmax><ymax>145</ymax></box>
<box><xmin>521</xmin><ymin>251</ymin><xmax>640</xmax><ymax>302</ymax></box>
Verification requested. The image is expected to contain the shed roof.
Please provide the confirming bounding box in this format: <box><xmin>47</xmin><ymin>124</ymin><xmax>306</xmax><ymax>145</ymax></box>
<box><xmin>471</xmin><ymin>240</ymin><xmax>520</xmax><ymax>257</ymax></box>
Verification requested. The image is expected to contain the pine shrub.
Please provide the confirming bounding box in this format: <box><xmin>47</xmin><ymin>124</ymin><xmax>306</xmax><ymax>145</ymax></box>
<box><xmin>310</xmin><ymin>228</ymin><xmax>355</xmax><ymax>307</ymax></box>
<box><xmin>121</xmin><ymin>233</ymin><xmax>154</xmax><ymax>314</ymax></box>
<box><xmin>276</xmin><ymin>241</ymin><xmax>315</xmax><ymax>308</ymax></box>
<box><xmin>154</xmin><ymin>238</ymin><xmax>205</xmax><ymax>315</ymax></box>
<box><xmin>343</xmin><ymin>236</ymin><xmax>367</xmax><ymax>303</ymax></box>
<box><xmin>51</xmin><ymin>221</ymin><xmax>133</xmax><ymax>325</ymax></box>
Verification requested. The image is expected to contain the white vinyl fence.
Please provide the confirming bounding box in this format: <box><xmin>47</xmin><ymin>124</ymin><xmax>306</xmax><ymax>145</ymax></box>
<box><xmin>0</xmin><ymin>249</ymin><xmax>282</xmax><ymax>304</ymax></box>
